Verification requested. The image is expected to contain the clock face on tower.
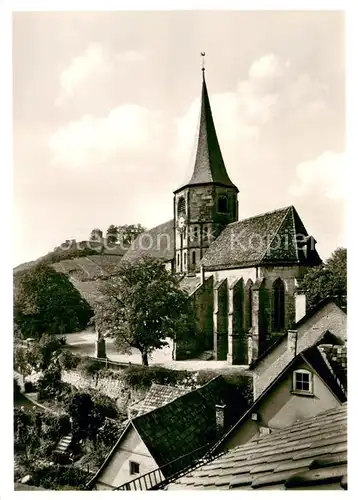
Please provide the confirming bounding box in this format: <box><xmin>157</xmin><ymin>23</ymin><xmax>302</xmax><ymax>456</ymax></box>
<box><xmin>177</xmin><ymin>215</ymin><xmax>186</xmax><ymax>231</ymax></box>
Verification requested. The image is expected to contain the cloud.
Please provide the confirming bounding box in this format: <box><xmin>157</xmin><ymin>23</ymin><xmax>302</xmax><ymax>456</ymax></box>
<box><xmin>55</xmin><ymin>43</ymin><xmax>147</xmax><ymax>106</ymax></box>
<box><xmin>49</xmin><ymin>104</ymin><xmax>165</xmax><ymax>168</ymax></box>
<box><xmin>174</xmin><ymin>53</ymin><xmax>329</xmax><ymax>173</ymax></box>
<box><xmin>290</xmin><ymin>151</ymin><xmax>346</xmax><ymax>200</ymax></box>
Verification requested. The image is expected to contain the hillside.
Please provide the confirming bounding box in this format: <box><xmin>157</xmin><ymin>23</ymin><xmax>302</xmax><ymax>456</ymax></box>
<box><xmin>13</xmin><ymin>241</ymin><xmax>129</xmax><ymax>307</ymax></box>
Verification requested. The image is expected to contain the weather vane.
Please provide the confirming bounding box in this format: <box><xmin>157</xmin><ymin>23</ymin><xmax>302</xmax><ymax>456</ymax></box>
<box><xmin>201</xmin><ymin>52</ymin><xmax>206</xmax><ymax>72</ymax></box>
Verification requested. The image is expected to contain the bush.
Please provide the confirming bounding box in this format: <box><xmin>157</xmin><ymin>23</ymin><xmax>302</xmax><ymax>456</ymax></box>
<box><xmin>77</xmin><ymin>358</ymin><xmax>104</xmax><ymax>377</ymax></box>
<box><xmin>122</xmin><ymin>364</ymin><xmax>190</xmax><ymax>389</ymax></box>
<box><xmin>14</xmin><ymin>377</ymin><xmax>21</xmax><ymax>396</ymax></box>
<box><xmin>59</xmin><ymin>350</ymin><xmax>81</xmax><ymax>370</ymax></box>
<box><xmin>24</xmin><ymin>381</ymin><xmax>35</xmax><ymax>393</ymax></box>
<box><xmin>30</xmin><ymin>464</ymin><xmax>90</xmax><ymax>490</ymax></box>
<box><xmin>92</xmin><ymin>393</ymin><xmax>118</xmax><ymax>419</ymax></box>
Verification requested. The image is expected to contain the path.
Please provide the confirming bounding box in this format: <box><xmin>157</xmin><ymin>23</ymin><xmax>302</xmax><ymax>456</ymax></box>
<box><xmin>63</xmin><ymin>331</ymin><xmax>249</xmax><ymax>373</ymax></box>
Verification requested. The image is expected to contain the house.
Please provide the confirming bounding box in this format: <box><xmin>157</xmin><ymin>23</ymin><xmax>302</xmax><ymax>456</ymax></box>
<box><xmin>167</xmin><ymin>403</ymin><xmax>347</xmax><ymax>490</ymax></box>
<box><xmin>250</xmin><ymin>297</ymin><xmax>347</xmax><ymax>400</ymax></box>
<box><xmin>211</xmin><ymin>344</ymin><xmax>346</xmax><ymax>454</ymax></box>
<box><xmin>127</xmin><ymin>383</ymin><xmax>190</xmax><ymax>418</ymax></box>
<box><xmin>88</xmin><ymin>376</ymin><xmax>247</xmax><ymax>490</ymax></box>
<box><xmin>121</xmin><ymin>65</ymin><xmax>322</xmax><ymax>364</ymax></box>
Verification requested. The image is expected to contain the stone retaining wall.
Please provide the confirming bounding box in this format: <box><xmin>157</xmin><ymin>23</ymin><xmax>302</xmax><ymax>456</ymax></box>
<box><xmin>61</xmin><ymin>369</ymin><xmax>146</xmax><ymax>412</ymax></box>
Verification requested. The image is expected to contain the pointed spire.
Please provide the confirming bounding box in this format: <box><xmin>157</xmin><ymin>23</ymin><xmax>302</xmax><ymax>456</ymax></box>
<box><xmin>180</xmin><ymin>59</ymin><xmax>238</xmax><ymax>192</ymax></box>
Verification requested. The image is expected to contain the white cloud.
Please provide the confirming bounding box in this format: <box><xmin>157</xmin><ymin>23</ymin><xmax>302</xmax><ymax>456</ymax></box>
<box><xmin>290</xmin><ymin>151</ymin><xmax>346</xmax><ymax>200</ymax></box>
<box><xmin>175</xmin><ymin>53</ymin><xmax>328</xmax><ymax>175</ymax></box>
<box><xmin>49</xmin><ymin>104</ymin><xmax>164</xmax><ymax>168</ymax></box>
<box><xmin>55</xmin><ymin>43</ymin><xmax>147</xmax><ymax>106</ymax></box>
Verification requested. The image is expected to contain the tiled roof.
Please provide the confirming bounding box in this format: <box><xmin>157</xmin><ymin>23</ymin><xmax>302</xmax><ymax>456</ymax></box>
<box><xmin>174</xmin><ymin>73</ymin><xmax>238</xmax><ymax>192</ymax></box>
<box><xmin>179</xmin><ymin>275</ymin><xmax>202</xmax><ymax>296</ymax></box>
<box><xmin>215</xmin><ymin>345</ymin><xmax>346</xmax><ymax>453</ymax></box>
<box><xmin>91</xmin><ymin>376</ymin><xmax>247</xmax><ymax>487</ymax></box>
<box><xmin>121</xmin><ymin>219</ymin><xmax>174</xmax><ymax>263</ymax></box>
<box><xmin>250</xmin><ymin>297</ymin><xmax>346</xmax><ymax>370</ymax></box>
<box><xmin>318</xmin><ymin>344</ymin><xmax>347</xmax><ymax>392</ymax></box>
<box><xmin>132</xmin><ymin>376</ymin><xmax>246</xmax><ymax>473</ymax></box>
<box><xmin>131</xmin><ymin>383</ymin><xmax>190</xmax><ymax>417</ymax></box>
<box><xmin>168</xmin><ymin>403</ymin><xmax>347</xmax><ymax>490</ymax></box>
<box><xmin>201</xmin><ymin>205</ymin><xmax>321</xmax><ymax>270</ymax></box>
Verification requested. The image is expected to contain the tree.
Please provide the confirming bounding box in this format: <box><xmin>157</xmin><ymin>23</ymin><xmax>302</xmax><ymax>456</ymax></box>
<box><xmin>106</xmin><ymin>224</ymin><xmax>118</xmax><ymax>245</ymax></box>
<box><xmin>14</xmin><ymin>263</ymin><xmax>93</xmax><ymax>339</ymax></box>
<box><xmin>89</xmin><ymin>228</ymin><xmax>103</xmax><ymax>242</ymax></box>
<box><xmin>117</xmin><ymin>224</ymin><xmax>146</xmax><ymax>246</ymax></box>
<box><xmin>67</xmin><ymin>393</ymin><xmax>104</xmax><ymax>441</ymax></box>
<box><xmin>298</xmin><ymin>247</ymin><xmax>347</xmax><ymax>311</ymax></box>
<box><xmin>94</xmin><ymin>257</ymin><xmax>196</xmax><ymax>365</ymax></box>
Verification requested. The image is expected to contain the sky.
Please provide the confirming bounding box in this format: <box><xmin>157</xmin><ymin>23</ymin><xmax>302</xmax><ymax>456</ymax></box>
<box><xmin>12</xmin><ymin>10</ymin><xmax>346</xmax><ymax>266</ymax></box>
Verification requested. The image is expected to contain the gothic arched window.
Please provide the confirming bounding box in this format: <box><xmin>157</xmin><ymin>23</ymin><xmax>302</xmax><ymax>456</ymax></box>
<box><xmin>177</xmin><ymin>197</ymin><xmax>186</xmax><ymax>216</ymax></box>
<box><xmin>273</xmin><ymin>278</ymin><xmax>285</xmax><ymax>332</ymax></box>
<box><xmin>245</xmin><ymin>279</ymin><xmax>253</xmax><ymax>330</ymax></box>
<box><xmin>218</xmin><ymin>195</ymin><xmax>229</xmax><ymax>213</ymax></box>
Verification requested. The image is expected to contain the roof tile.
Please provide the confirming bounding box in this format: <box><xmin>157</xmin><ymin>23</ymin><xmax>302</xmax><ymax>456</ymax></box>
<box><xmin>285</xmin><ymin>464</ymin><xmax>347</xmax><ymax>488</ymax></box>
<box><xmin>251</xmin><ymin>468</ymin><xmax>309</xmax><ymax>489</ymax></box>
<box><xmin>201</xmin><ymin>206</ymin><xmax>321</xmax><ymax>270</ymax></box>
<box><xmin>169</xmin><ymin>404</ymin><xmax>347</xmax><ymax>491</ymax></box>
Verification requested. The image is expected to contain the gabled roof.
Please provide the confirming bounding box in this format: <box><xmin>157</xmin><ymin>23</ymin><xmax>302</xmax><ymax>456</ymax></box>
<box><xmin>131</xmin><ymin>376</ymin><xmax>245</xmax><ymax>470</ymax></box>
<box><xmin>121</xmin><ymin>219</ymin><xmax>174</xmax><ymax>263</ymax></box>
<box><xmin>168</xmin><ymin>403</ymin><xmax>347</xmax><ymax>490</ymax></box>
<box><xmin>174</xmin><ymin>72</ymin><xmax>238</xmax><ymax>193</ymax></box>
<box><xmin>214</xmin><ymin>345</ymin><xmax>346</xmax><ymax>452</ymax></box>
<box><xmin>250</xmin><ymin>297</ymin><xmax>346</xmax><ymax>370</ymax></box>
<box><xmin>201</xmin><ymin>205</ymin><xmax>321</xmax><ymax>270</ymax></box>
<box><xmin>91</xmin><ymin>376</ymin><xmax>247</xmax><ymax>487</ymax></box>
<box><xmin>131</xmin><ymin>383</ymin><xmax>190</xmax><ymax>416</ymax></box>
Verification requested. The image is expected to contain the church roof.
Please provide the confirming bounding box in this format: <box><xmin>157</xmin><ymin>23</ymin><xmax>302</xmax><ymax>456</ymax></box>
<box><xmin>174</xmin><ymin>72</ymin><xmax>238</xmax><ymax>193</ymax></box>
<box><xmin>121</xmin><ymin>219</ymin><xmax>174</xmax><ymax>263</ymax></box>
<box><xmin>201</xmin><ymin>205</ymin><xmax>322</xmax><ymax>270</ymax></box>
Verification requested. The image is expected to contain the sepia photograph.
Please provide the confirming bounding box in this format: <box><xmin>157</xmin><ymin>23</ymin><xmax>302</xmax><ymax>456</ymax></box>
<box><xmin>10</xmin><ymin>7</ymin><xmax>347</xmax><ymax>492</ymax></box>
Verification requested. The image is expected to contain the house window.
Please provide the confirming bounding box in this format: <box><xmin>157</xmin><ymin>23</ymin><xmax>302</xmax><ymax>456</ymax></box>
<box><xmin>273</xmin><ymin>278</ymin><xmax>285</xmax><ymax>332</ymax></box>
<box><xmin>177</xmin><ymin>197</ymin><xmax>186</xmax><ymax>216</ymax></box>
<box><xmin>184</xmin><ymin>252</ymin><xmax>187</xmax><ymax>266</ymax></box>
<box><xmin>218</xmin><ymin>195</ymin><xmax>229</xmax><ymax>213</ymax></box>
<box><xmin>129</xmin><ymin>461</ymin><xmax>140</xmax><ymax>475</ymax></box>
<box><xmin>192</xmin><ymin>250</ymin><xmax>196</xmax><ymax>266</ymax></box>
<box><xmin>177</xmin><ymin>254</ymin><xmax>180</xmax><ymax>267</ymax></box>
<box><xmin>293</xmin><ymin>369</ymin><xmax>313</xmax><ymax>394</ymax></box>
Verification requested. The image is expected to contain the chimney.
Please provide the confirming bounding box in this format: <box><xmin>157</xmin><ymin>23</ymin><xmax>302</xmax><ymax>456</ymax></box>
<box><xmin>287</xmin><ymin>330</ymin><xmax>298</xmax><ymax>356</ymax></box>
<box><xmin>200</xmin><ymin>265</ymin><xmax>205</xmax><ymax>285</ymax></box>
<box><xmin>215</xmin><ymin>404</ymin><xmax>226</xmax><ymax>435</ymax></box>
<box><xmin>295</xmin><ymin>293</ymin><xmax>306</xmax><ymax>323</ymax></box>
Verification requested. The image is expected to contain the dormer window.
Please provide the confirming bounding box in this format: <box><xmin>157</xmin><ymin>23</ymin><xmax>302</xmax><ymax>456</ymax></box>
<box><xmin>218</xmin><ymin>195</ymin><xmax>229</xmax><ymax>213</ymax></box>
<box><xmin>293</xmin><ymin>369</ymin><xmax>313</xmax><ymax>394</ymax></box>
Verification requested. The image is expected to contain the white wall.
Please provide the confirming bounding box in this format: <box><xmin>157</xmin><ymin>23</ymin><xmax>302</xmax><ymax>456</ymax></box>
<box><xmin>222</xmin><ymin>359</ymin><xmax>342</xmax><ymax>451</ymax></box>
<box><xmin>95</xmin><ymin>425</ymin><xmax>161</xmax><ymax>490</ymax></box>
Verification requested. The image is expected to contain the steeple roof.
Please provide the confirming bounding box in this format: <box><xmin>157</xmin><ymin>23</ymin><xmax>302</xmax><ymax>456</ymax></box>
<box><xmin>175</xmin><ymin>70</ymin><xmax>238</xmax><ymax>193</ymax></box>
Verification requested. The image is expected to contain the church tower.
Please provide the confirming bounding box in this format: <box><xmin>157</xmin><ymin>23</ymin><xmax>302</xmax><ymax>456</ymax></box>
<box><xmin>173</xmin><ymin>63</ymin><xmax>239</xmax><ymax>275</ymax></box>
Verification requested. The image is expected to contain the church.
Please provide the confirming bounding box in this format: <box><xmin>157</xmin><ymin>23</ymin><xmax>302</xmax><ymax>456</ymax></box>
<box><xmin>122</xmin><ymin>65</ymin><xmax>322</xmax><ymax>365</ymax></box>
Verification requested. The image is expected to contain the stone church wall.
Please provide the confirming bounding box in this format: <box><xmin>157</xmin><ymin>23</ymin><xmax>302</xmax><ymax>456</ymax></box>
<box><xmin>175</xmin><ymin>276</ymin><xmax>214</xmax><ymax>359</ymax></box>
